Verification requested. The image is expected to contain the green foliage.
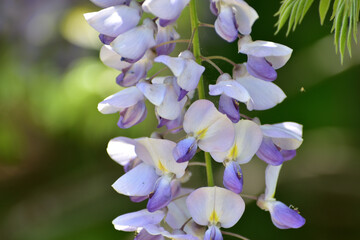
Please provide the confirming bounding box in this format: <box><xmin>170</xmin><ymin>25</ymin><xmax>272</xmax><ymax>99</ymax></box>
<box><xmin>275</xmin><ymin>0</ymin><xmax>360</xmax><ymax>63</ymax></box>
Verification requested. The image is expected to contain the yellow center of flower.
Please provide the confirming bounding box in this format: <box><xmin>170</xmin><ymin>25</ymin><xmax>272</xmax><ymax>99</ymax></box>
<box><xmin>209</xmin><ymin>210</ymin><xmax>219</xmax><ymax>224</ymax></box>
<box><xmin>227</xmin><ymin>144</ymin><xmax>238</xmax><ymax>160</ymax></box>
<box><xmin>157</xmin><ymin>160</ymin><xmax>168</xmax><ymax>173</ymax></box>
<box><xmin>196</xmin><ymin>128</ymin><xmax>208</xmax><ymax>140</ymax></box>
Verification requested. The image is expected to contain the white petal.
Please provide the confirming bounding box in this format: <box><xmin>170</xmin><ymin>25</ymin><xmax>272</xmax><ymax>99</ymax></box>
<box><xmin>186</xmin><ymin>187</ymin><xmax>245</xmax><ymax>228</ymax></box>
<box><xmin>135</xmin><ymin>138</ymin><xmax>188</xmax><ymax>178</ymax></box>
<box><xmin>227</xmin><ymin>0</ymin><xmax>258</xmax><ymax>35</ymax></box>
<box><xmin>142</xmin><ymin>0</ymin><xmax>190</xmax><ymax>20</ymax></box>
<box><xmin>239</xmin><ymin>40</ymin><xmax>292</xmax><ymax>69</ymax></box>
<box><xmin>156</xmin><ymin>85</ymin><xmax>187</xmax><ymax>120</ymax></box>
<box><xmin>84</xmin><ymin>4</ymin><xmax>141</xmax><ymax>37</ymax></box>
<box><xmin>197</xmin><ymin>114</ymin><xmax>235</xmax><ymax>152</ymax></box>
<box><xmin>176</xmin><ymin>59</ymin><xmax>205</xmax><ymax>92</ymax></box>
<box><xmin>112</xmin><ymin>163</ymin><xmax>159</xmax><ymax>196</ymax></box>
<box><xmin>97</xmin><ymin>87</ymin><xmax>144</xmax><ymax>114</ymax></box>
<box><xmin>112</xmin><ymin>209</ymin><xmax>165</xmax><ymax>231</ymax></box>
<box><xmin>137</xmin><ymin>81</ymin><xmax>167</xmax><ymax>106</ymax></box>
<box><xmin>107</xmin><ymin>137</ymin><xmax>137</xmax><ymax>166</ymax></box>
<box><xmin>183</xmin><ymin>100</ymin><xmax>222</xmax><ymax>135</ymax></box>
<box><xmin>236</xmin><ymin>75</ymin><xmax>286</xmax><ymax>111</ymax></box>
<box><xmin>111</xmin><ymin>18</ymin><xmax>156</xmax><ymax>60</ymax></box>
<box><xmin>264</xmin><ymin>164</ymin><xmax>282</xmax><ymax>200</ymax></box>
<box><xmin>261</xmin><ymin>122</ymin><xmax>303</xmax><ymax>150</ymax></box>
<box><xmin>99</xmin><ymin>45</ymin><xmax>131</xmax><ymax>71</ymax></box>
<box><xmin>154</xmin><ymin>55</ymin><xmax>186</xmax><ymax>77</ymax></box>
<box><xmin>90</xmin><ymin>0</ymin><xmax>129</xmax><ymax>8</ymax></box>
<box><xmin>209</xmin><ymin>79</ymin><xmax>250</xmax><ymax>102</ymax></box>
<box><xmin>211</xmin><ymin>120</ymin><xmax>262</xmax><ymax>164</ymax></box>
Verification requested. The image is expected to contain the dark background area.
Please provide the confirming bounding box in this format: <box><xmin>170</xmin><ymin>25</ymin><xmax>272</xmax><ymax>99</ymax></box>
<box><xmin>0</xmin><ymin>0</ymin><xmax>359</xmax><ymax>239</ymax></box>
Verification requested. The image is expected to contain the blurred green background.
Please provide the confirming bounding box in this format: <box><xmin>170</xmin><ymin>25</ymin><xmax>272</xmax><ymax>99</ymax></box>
<box><xmin>0</xmin><ymin>0</ymin><xmax>359</xmax><ymax>239</ymax></box>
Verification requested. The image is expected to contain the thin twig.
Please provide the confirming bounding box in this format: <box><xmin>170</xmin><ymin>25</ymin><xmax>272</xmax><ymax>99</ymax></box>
<box><xmin>221</xmin><ymin>230</ymin><xmax>250</xmax><ymax>240</ymax></box>
<box><xmin>180</xmin><ymin>217</ymin><xmax>193</xmax><ymax>231</ymax></box>
<box><xmin>200</xmin><ymin>56</ymin><xmax>223</xmax><ymax>74</ymax></box>
<box><xmin>171</xmin><ymin>193</ymin><xmax>190</xmax><ymax>202</ymax></box>
<box><xmin>163</xmin><ymin>126</ymin><xmax>183</xmax><ymax>135</ymax></box>
<box><xmin>153</xmin><ymin>39</ymin><xmax>191</xmax><ymax>49</ymax></box>
<box><xmin>206</xmin><ymin>55</ymin><xmax>237</xmax><ymax>66</ymax></box>
<box><xmin>240</xmin><ymin>114</ymin><xmax>253</xmax><ymax>120</ymax></box>
<box><xmin>188</xmin><ymin>162</ymin><xmax>207</xmax><ymax>167</ymax></box>
<box><xmin>147</xmin><ymin>67</ymin><xmax>168</xmax><ymax>81</ymax></box>
<box><xmin>199</xmin><ymin>22</ymin><xmax>215</xmax><ymax>28</ymax></box>
<box><xmin>188</xmin><ymin>27</ymin><xmax>198</xmax><ymax>50</ymax></box>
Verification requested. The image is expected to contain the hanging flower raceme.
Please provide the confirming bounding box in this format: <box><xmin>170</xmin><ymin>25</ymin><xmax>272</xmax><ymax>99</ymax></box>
<box><xmin>112</xmin><ymin>138</ymin><xmax>188</xmax><ymax>212</ymax></box>
<box><xmin>210</xmin><ymin>120</ymin><xmax>263</xmax><ymax>193</ymax></box>
<box><xmin>257</xmin><ymin>165</ymin><xmax>306</xmax><ymax>229</ymax></box>
<box><xmin>173</xmin><ymin>99</ymin><xmax>235</xmax><ymax>163</ymax></box>
<box><xmin>256</xmin><ymin>121</ymin><xmax>303</xmax><ymax>166</ymax></box>
<box><xmin>187</xmin><ymin>186</ymin><xmax>245</xmax><ymax>240</ymax></box>
<box><xmin>238</xmin><ymin>36</ymin><xmax>293</xmax><ymax>81</ymax></box>
<box><xmin>210</xmin><ymin>0</ymin><xmax>259</xmax><ymax>42</ymax></box>
<box><xmin>85</xmin><ymin>0</ymin><xmax>306</xmax><ymax>238</ymax></box>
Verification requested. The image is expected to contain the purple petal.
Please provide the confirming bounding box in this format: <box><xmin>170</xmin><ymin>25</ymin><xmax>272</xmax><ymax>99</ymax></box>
<box><xmin>281</xmin><ymin>149</ymin><xmax>296</xmax><ymax>161</ymax></box>
<box><xmin>214</xmin><ymin>6</ymin><xmax>238</xmax><ymax>42</ymax></box>
<box><xmin>246</xmin><ymin>55</ymin><xmax>277</xmax><ymax>81</ymax></box>
<box><xmin>173</xmin><ymin>137</ymin><xmax>198</xmax><ymax>163</ymax></box>
<box><xmin>223</xmin><ymin>161</ymin><xmax>243</xmax><ymax>194</ymax></box>
<box><xmin>210</xmin><ymin>0</ymin><xmax>219</xmax><ymax>15</ymax></box>
<box><xmin>116</xmin><ymin>62</ymin><xmax>148</xmax><ymax>87</ymax></box>
<box><xmin>159</xmin><ymin>17</ymin><xmax>177</xmax><ymax>27</ymax></box>
<box><xmin>218</xmin><ymin>94</ymin><xmax>240</xmax><ymax>123</ymax></box>
<box><xmin>99</xmin><ymin>34</ymin><xmax>116</xmax><ymax>45</ymax></box>
<box><xmin>204</xmin><ymin>225</ymin><xmax>223</xmax><ymax>240</ymax></box>
<box><xmin>135</xmin><ymin>229</ymin><xmax>164</xmax><ymax>240</ymax></box>
<box><xmin>177</xmin><ymin>88</ymin><xmax>188</xmax><ymax>101</ymax></box>
<box><xmin>118</xmin><ymin>101</ymin><xmax>147</xmax><ymax>128</ymax></box>
<box><xmin>123</xmin><ymin>158</ymin><xmax>142</xmax><ymax>172</ymax></box>
<box><xmin>270</xmin><ymin>201</ymin><xmax>306</xmax><ymax>229</ymax></box>
<box><xmin>130</xmin><ymin>195</ymin><xmax>148</xmax><ymax>203</ymax></box>
<box><xmin>147</xmin><ymin>176</ymin><xmax>173</xmax><ymax>212</ymax></box>
<box><xmin>256</xmin><ymin>137</ymin><xmax>284</xmax><ymax>165</ymax></box>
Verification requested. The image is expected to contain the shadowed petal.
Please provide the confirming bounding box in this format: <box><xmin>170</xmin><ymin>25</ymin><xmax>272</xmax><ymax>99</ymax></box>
<box><xmin>142</xmin><ymin>0</ymin><xmax>190</xmax><ymax>20</ymax></box>
<box><xmin>90</xmin><ymin>0</ymin><xmax>130</xmax><ymax>8</ymax></box>
<box><xmin>112</xmin><ymin>163</ymin><xmax>159</xmax><ymax>196</ymax></box>
<box><xmin>269</xmin><ymin>201</ymin><xmax>306</xmax><ymax>229</ymax></box>
<box><xmin>173</xmin><ymin>137</ymin><xmax>198</xmax><ymax>163</ymax></box>
<box><xmin>204</xmin><ymin>225</ymin><xmax>223</xmax><ymax>240</ymax></box>
<box><xmin>147</xmin><ymin>176</ymin><xmax>173</xmax><ymax>212</ymax></box>
<box><xmin>256</xmin><ymin>137</ymin><xmax>284</xmax><ymax>165</ymax></box>
<box><xmin>117</xmin><ymin>100</ymin><xmax>147</xmax><ymax>128</ymax></box>
<box><xmin>112</xmin><ymin>209</ymin><xmax>165</xmax><ymax>231</ymax></box>
<box><xmin>218</xmin><ymin>95</ymin><xmax>240</xmax><ymax>123</ymax></box>
<box><xmin>223</xmin><ymin>161</ymin><xmax>243</xmax><ymax>194</ymax></box>
<box><xmin>214</xmin><ymin>5</ymin><xmax>238</xmax><ymax>42</ymax></box>
<box><xmin>246</xmin><ymin>55</ymin><xmax>277</xmax><ymax>81</ymax></box>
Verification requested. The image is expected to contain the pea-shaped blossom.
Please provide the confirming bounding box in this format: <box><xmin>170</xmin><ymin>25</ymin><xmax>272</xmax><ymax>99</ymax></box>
<box><xmin>256</xmin><ymin>121</ymin><xmax>303</xmax><ymax>166</ymax></box>
<box><xmin>90</xmin><ymin>0</ymin><xmax>130</xmax><ymax>8</ymax></box>
<box><xmin>142</xmin><ymin>0</ymin><xmax>190</xmax><ymax>27</ymax></box>
<box><xmin>111</xmin><ymin>18</ymin><xmax>157</xmax><ymax>63</ymax></box>
<box><xmin>112</xmin><ymin>138</ymin><xmax>188</xmax><ymax>212</ymax></box>
<box><xmin>210</xmin><ymin>120</ymin><xmax>263</xmax><ymax>193</ymax></box>
<box><xmin>173</xmin><ymin>100</ymin><xmax>235</xmax><ymax>163</ymax></box>
<box><xmin>155</xmin><ymin>50</ymin><xmax>205</xmax><ymax>100</ymax></box>
<box><xmin>209</xmin><ymin>73</ymin><xmax>286</xmax><ymax>120</ymax></box>
<box><xmin>238</xmin><ymin>36</ymin><xmax>293</xmax><ymax>81</ymax></box>
<box><xmin>211</xmin><ymin>0</ymin><xmax>258</xmax><ymax>42</ymax></box>
<box><xmin>107</xmin><ymin>137</ymin><xmax>142</xmax><ymax>172</ymax></box>
<box><xmin>155</xmin><ymin>21</ymin><xmax>180</xmax><ymax>56</ymax></box>
<box><xmin>138</xmin><ymin>77</ymin><xmax>187</xmax><ymax>124</ymax></box>
<box><xmin>187</xmin><ymin>187</ymin><xmax>245</xmax><ymax>240</ymax></box>
<box><xmin>98</xmin><ymin>86</ymin><xmax>147</xmax><ymax>128</ymax></box>
<box><xmin>100</xmin><ymin>46</ymin><xmax>156</xmax><ymax>87</ymax></box>
<box><xmin>257</xmin><ymin>165</ymin><xmax>306</xmax><ymax>229</ymax></box>
<box><xmin>84</xmin><ymin>1</ymin><xmax>141</xmax><ymax>38</ymax></box>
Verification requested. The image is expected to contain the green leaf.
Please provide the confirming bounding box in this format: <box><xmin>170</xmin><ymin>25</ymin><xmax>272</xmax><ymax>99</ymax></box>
<box><xmin>275</xmin><ymin>0</ymin><xmax>315</xmax><ymax>34</ymax></box>
<box><xmin>319</xmin><ymin>0</ymin><xmax>331</xmax><ymax>25</ymax></box>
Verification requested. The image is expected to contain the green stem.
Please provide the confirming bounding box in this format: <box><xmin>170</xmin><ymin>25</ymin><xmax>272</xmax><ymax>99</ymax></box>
<box><xmin>189</xmin><ymin>0</ymin><xmax>214</xmax><ymax>187</ymax></box>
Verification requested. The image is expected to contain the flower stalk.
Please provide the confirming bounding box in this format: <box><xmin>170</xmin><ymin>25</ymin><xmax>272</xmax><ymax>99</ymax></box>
<box><xmin>189</xmin><ymin>0</ymin><xmax>214</xmax><ymax>187</ymax></box>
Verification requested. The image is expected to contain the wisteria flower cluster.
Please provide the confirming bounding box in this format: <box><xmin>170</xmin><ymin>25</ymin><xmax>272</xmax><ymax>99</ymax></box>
<box><xmin>85</xmin><ymin>0</ymin><xmax>306</xmax><ymax>239</ymax></box>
